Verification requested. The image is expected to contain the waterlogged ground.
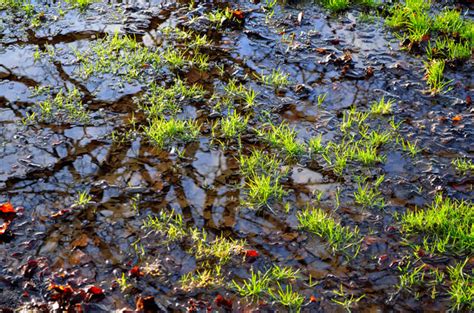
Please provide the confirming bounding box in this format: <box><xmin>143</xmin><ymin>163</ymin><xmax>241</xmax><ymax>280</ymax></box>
<box><xmin>0</xmin><ymin>0</ymin><xmax>473</xmax><ymax>312</ymax></box>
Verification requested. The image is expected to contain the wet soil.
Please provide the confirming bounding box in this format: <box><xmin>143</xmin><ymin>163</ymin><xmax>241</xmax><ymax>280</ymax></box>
<box><xmin>0</xmin><ymin>0</ymin><xmax>472</xmax><ymax>312</ymax></box>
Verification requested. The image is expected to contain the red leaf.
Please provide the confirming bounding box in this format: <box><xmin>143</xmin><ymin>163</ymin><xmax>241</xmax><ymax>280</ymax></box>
<box><xmin>130</xmin><ymin>266</ymin><xmax>143</xmax><ymax>278</ymax></box>
<box><xmin>214</xmin><ymin>294</ymin><xmax>232</xmax><ymax>308</ymax></box>
<box><xmin>0</xmin><ymin>202</ymin><xmax>15</xmax><ymax>214</ymax></box>
<box><xmin>416</xmin><ymin>248</ymin><xmax>426</xmax><ymax>257</ymax></box>
<box><xmin>87</xmin><ymin>286</ymin><xmax>104</xmax><ymax>296</ymax></box>
<box><xmin>244</xmin><ymin>250</ymin><xmax>259</xmax><ymax>258</ymax></box>
<box><xmin>231</xmin><ymin>9</ymin><xmax>244</xmax><ymax>20</ymax></box>
<box><xmin>466</xmin><ymin>95</ymin><xmax>472</xmax><ymax>106</ymax></box>
<box><xmin>378</xmin><ymin>254</ymin><xmax>389</xmax><ymax>264</ymax></box>
<box><xmin>310</xmin><ymin>295</ymin><xmax>317</xmax><ymax>303</ymax></box>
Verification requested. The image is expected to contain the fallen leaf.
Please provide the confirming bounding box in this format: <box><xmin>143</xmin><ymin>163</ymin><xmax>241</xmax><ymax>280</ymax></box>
<box><xmin>364</xmin><ymin>236</ymin><xmax>379</xmax><ymax>245</ymax></box>
<box><xmin>452</xmin><ymin>115</ymin><xmax>462</xmax><ymax>122</ymax></box>
<box><xmin>49</xmin><ymin>283</ymin><xmax>74</xmax><ymax>295</ymax></box>
<box><xmin>366</xmin><ymin>66</ymin><xmax>374</xmax><ymax>78</ymax></box>
<box><xmin>231</xmin><ymin>9</ymin><xmax>244</xmax><ymax>20</ymax></box>
<box><xmin>0</xmin><ymin>202</ymin><xmax>15</xmax><ymax>214</ymax></box>
<box><xmin>130</xmin><ymin>266</ymin><xmax>143</xmax><ymax>278</ymax></box>
<box><xmin>315</xmin><ymin>47</ymin><xmax>327</xmax><ymax>54</ymax></box>
<box><xmin>378</xmin><ymin>254</ymin><xmax>389</xmax><ymax>265</ymax></box>
<box><xmin>136</xmin><ymin>295</ymin><xmax>159</xmax><ymax>313</ymax></box>
<box><xmin>69</xmin><ymin>249</ymin><xmax>91</xmax><ymax>266</ymax></box>
<box><xmin>466</xmin><ymin>95</ymin><xmax>472</xmax><ymax>106</ymax></box>
<box><xmin>310</xmin><ymin>295</ymin><xmax>317</xmax><ymax>303</ymax></box>
<box><xmin>416</xmin><ymin>248</ymin><xmax>426</xmax><ymax>257</ymax></box>
<box><xmin>214</xmin><ymin>294</ymin><xmax>232</xmax><ymax>308</ymax></box>
<box><xmin>71</xmin><ymin>233</ymin><xmax>89</xmax><ymax>249</ymax></box>
<box><xmin>244</xmin><ymin>250</ymin><xmax>259</xmax><ymax>258</ymax></box>
<box><xmin>87</xmin><ymin>285</ymin><xmax>104</xmax><ymax>296</ymax></box>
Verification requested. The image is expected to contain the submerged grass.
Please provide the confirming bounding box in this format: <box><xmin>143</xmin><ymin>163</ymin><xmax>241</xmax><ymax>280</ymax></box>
<box><xmin>30</xmin><ymin>87</ymin><xmax>89</xmax><ymax>123</ymax></box>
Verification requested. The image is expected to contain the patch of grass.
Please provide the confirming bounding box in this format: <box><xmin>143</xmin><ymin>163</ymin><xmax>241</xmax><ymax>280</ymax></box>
<box><xmin>239</xmin><ymin>150</ymin><xmax>284</xmax><ymax>179</ymax></box>
<box><xmin>451</xmin><ymin>158</ymin><xmax>473</xmax><ymax>174</ymax></box>
<box><xmin>319</xmin><ymin>0</ymin><xmax>350</xmax><ymax>12</ymax></box>
<box><xmin>140</xmin><ymin>78</ymin><xmax>205</xmax><ymax>117</ymax></box>
<box><xmin>270</xmin><ymin>266</ymin><xmax>300</xmax><ymax>281</ymax></box>
<box><xmin>33</xmin><ymin>87</ymin><xmax>89</xmax><ymax>123</ymax></box>
<box><xmin>206</xmin><ymin>8</ymin><xmax>234</xmax><ymax>27</ymax></box>
<box><xmin>142</xmin><ymin>210</ymin><xmax>187</xmax><ymax>243</ymax></box>
<box><xmin>370</xmin><ymin>97</ymin><xmax>393</xmax><ymax>115</ymax></box>
<box><xmin>66</xmin><ymin>0</ymin><xmax>95</xmax><ymax>10</ymax></box>
<box><xmin>181</xmin><ymin>267</ymin><xmax>223</xmax><ymax>290</ymax></box>
<box><xmin>246</xmin><ymin>173</ymin><xmax>286</xmax><ymax>208</ymax></box>
<box><xmin>74</xmin><ymin>32</ymin><xmax>161</xmax><ymax>81</ymax></box>
<box><xmin>309</xmin><ymin>134</ymin><xmax>325</xmax><ymax>154</ymax></box>
<box><xmin>399</xmin><ymin>194</ymin><xmax>473</xmax><ymax>255</ymax></box>
<box><xmin>331</xmin><ymin>284</ymin><xmax>365</xmax><ymax>312</ymax></box>
<box><xmin>214</xmin><ymin>110</ymin><xmax>249</xmax><ymax>140</ymax></box>
<box><xmin>144</xmin><ymin>118</ymin><xmax>200</xmax><ymax>149</ymax></box>
<box><xmin>447</xmin><ymin>259</ymin><xmax>474</xmax><ymax>311</ymax></box>
<box><xmin>116</xmin><ymin>272</ymin><xmax>131</xmax><ymax>292</ymax></box>
<box><xmin>354</xmin><ymin>145</ymin><xmax>386</xmax><ymax>165</ymax></box>
<box><xmin>268</xmin><ymin>283</ymin><xmax>305</xmax><ymax>311</ymax></box>
<box><xmin>190</xmin><ymin>229</ymin><xmax>245</xmax><ymax>264</ymax></box>
<box><xmin>297</xmin><ymin>207</ymin><xmax>360</xmax><ymax>256</ymax></box>
<box><xmin>0</xmin><ymin>0</ymin><xmax>30</xmax><ymax>10</ymax></box>
<box><xmin>353</xmin><ymin>177</ymin><xmax>385</xmax><ymax>208</ymax></box>
<box><xmin>431</xmin><ymin>39</ymin><xmax>471</xmax><ymax>61</ymax></box>
<box><xmin>386</xmin><ymin>0</ymin><xmax>430</xmax><ymax>29</ymax></box>
<box><xmin>398</xmin><ymin>136</ymin><xmax>421</xmax><ymax>157</ymax></box>
<box><xmin>233</xmin><ymin>270</ymin><xmax>270</xmax><ymax>300</ymax></box>
<box><xmin>256</xmin><ymin>123</ymin><xmax>305</xmax><ymax>158</ymax></box>
<box><xmin>74</xmin><ymin>190</ymin><xmax>92</xmax><ymax>206</ymax></box>
<box><xmin>260</xmin><ymin>69</ymin><xmax>290</xmax><ymax>88</ymax></box>
<box><xmin>433</xmin><ymin>9</ymin><xmax>464</xmax><ymax>35</ymax></box>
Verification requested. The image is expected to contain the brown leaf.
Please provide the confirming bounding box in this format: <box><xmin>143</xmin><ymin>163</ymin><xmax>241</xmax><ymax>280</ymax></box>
<box><xmin>71</xmin><ymin>233</ymin><xmax>89</xmax><ymax>249</ymax></box>
<box><xmin>136</xmin><ymin>296</ymin><xmax>159</xmax><ymax>313</ymax></box>
<box><xmin>452</xmin><ymin>115</ymin><xmax>462</xmax><ymax>123</ymax></box>
<box><xmin>315</xmin><ymin>47</ymin><xmax>327</xmax><ymax>54</ymax></box>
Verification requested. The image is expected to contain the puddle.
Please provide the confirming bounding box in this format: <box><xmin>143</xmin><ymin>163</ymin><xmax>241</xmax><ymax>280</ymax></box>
<box><xmin>0</xmin><ymin>0</ymin><xmax>472</xmax><ymax>311</ymax></box>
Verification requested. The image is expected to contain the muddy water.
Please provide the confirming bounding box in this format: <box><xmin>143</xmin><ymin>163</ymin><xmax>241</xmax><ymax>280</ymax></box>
<box><xmin>0</xmin><ymin>0</ymin><xmax>472</xmax><ymax>312</ymax></box>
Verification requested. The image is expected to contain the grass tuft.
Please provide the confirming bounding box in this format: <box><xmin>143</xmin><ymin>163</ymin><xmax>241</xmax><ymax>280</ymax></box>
<box><xmin>400</xmin><ymin>194</ymin><xmax>473</xmax><ymax>255</ymax></box>
<box><xmin>298</xmin><ymin>207</ymin><xmax>360</xmax><ymax>256</ymax></box>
